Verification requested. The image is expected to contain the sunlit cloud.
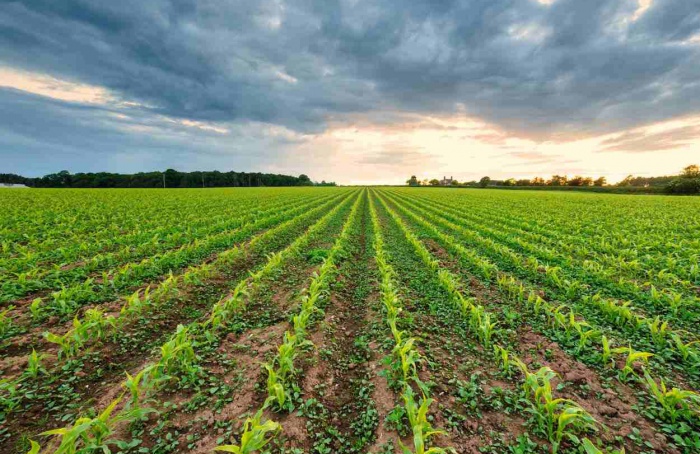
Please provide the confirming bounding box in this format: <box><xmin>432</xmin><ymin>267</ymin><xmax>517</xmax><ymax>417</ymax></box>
<box><xmin>631</xmin><ymin>0</ymin><xmax>653</xmax><ymax>22</ymax></box>
<box><xmin>0</xmin><ymin>67</ymin><xmax>111</xmax><ymax>104</ymax></box>
<box><xmin>287</xmin><ymin>112</ymin><xmax>700</xmax><ymax>185</ymax></box>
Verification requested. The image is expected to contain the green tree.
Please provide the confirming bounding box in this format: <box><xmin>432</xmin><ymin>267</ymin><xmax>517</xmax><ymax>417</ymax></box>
<box><xmin>618</xmin><ymin>174</ymin><xmax>634</xmax><ymax>186</ymax></box>
<box><xmin>407</xmin><ymin>175</ymin><xmax>420</xmax><ymax>186</ymax></box>
<box><xmin>665</xmin><ymin>164</ymin><xmax>700</xmax><ymax>194</ymax></box>
<box><xmin>549</xmin><ymin>175</ymin><xmax>568</xmax><ymax>186</ymax></box>
<box><xmin>594</xmin><ymin>176</ymin><xmax>607</xmax><ymax>186</ymax></box>
<box><xmin>429</xmin><ymin>179</ymin><xmax>440</xmax><ymax>186</ymax></box>
<box><xmin>479</xmin><ymin>176</ymin><xmax>491</xmax><ymax>188</ymax></box>
<box><xmin>298</xmin><ymin>174</ymin><xmax>312</xmax><ymax>186</ymax></box>
<box><xmin>568</xmin><ymin>176</ymin><xmax>593</xmax><ymax>186</ymax></box>
<box><xmin>681</xmin><ymin>164</ymin><xmax>700</xmax><ymax>178</ymax></box>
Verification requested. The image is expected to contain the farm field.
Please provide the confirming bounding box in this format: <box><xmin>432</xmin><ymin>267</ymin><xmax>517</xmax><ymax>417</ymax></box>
<box><xmin>1</xmin><ymin>187</ymin><xmax>700</xmax><ymax>454</ymax></box>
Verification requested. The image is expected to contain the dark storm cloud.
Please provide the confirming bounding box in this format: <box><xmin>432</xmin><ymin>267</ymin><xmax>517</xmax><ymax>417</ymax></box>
<box><xmin>1</xmin><ymin>0</ymin><xmax>700</xmax><ymax>173</ymax></box>
<box><xmin>0</xmin><ymin>88</ymin><xmax>297</xmax><ymax>176</ymax></box>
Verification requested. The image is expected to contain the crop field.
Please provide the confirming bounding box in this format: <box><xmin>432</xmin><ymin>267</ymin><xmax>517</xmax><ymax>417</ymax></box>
<box><xmin>1</xmin><ymin>187</ymin><xmax>700</xmax><ymax>454</ymax></box>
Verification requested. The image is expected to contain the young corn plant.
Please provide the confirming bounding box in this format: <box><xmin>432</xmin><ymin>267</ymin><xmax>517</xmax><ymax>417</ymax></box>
<box><xmin>671</xmin><ymin>334</ymin><xmax>700</xmax><ymax>367</ymax></box>
<box><xmin>646</xmin><ymin>316</ymin><xmax>670</xmax><ymax>347</ymax></box>
<box><xmin>39</xmin><ymin>395</ymin><xmax>130</xmax><ymax>454</ymax></box>
<box><xmin>527</xmin><ymin>291</ymin><xmax>548</xmax><ymax>316</ymax></box>
<box><xmin>392</xmin><ymin>337</ymin><xmax>422</xmax><ymax>385</ymax></box>
<box><xmin>44</xmin><ymin>331</ymin><xmax>76</xmax><ymax>359</ymax></box>
<box><xmin>599</xmin><ymin>336</ymin><xmax>616</xmax><ymax>369</ymax></box>
<box><xmin>45</xmin><ymin>308</ymin><xmax>116</xmax><ymax>359</ymax></box>
<box><xmin>215</xmin><ymin>408</ymin><xmax>280</xmax><ymax>453</ymax></box>
<box><xmin>152</xmin><ymin>271</ymin><xmax>180</xmax><ymax>301</ymax></box>
<box><xmin>81</xmin><ymin>308</ymin><xmax>116</xmax><ymax>341</ymax></box>
<box><xmin>467</xmin><ymin>305</ymin><xmax>498</xmax><ymax>347</ymax></box>
<box><xmin>476</xmin><ymin>309</ymin><xmax>498</xmax><ymax>348</ymax></box>
<box><xmin>0</xmin><ymin>378</ymin><xmax>21</xmax><ymax>413</ymax></box>
<box><xmin>617</xmin><ymin>347</ymin><xmax>653</xmax><ymax>380</ymax></box>
<box><xmin>155</xmin><ymin>325</ymin><xmax>200</xmax><ymax>385</ymax></box>
<box><xmin>548</xmin><ymin>305</ymin><xmax>568</xmax><ymax>330</ymax></box>
<box><xmin>182</xmin><ymin>262</ymin><xmax>214</xmax><ymax>286</ymax></box>
<box><xmin>516</xmin><ymin>364</ymin><xmax>597</xmax><ymax>454</ymax></box>
<box><xmin>476</xmin><ymin>259</ymin><xmax>497</xmax><ymax>281</ymax></box>
<box><xmin>0</xmin><ymin>308</ymin><xmax>14</xmax><ymax>338</ymax></box>
<box><xmin>263</xmin><ymin>331</ymin><xmax>308</xmax><ymax>411</ymax></box>
<box><xmin>264</xmin><ymin>364</ymin><xmax>288</xmax><ymax>411</ymax></box>
<box><xmin>665</xmin><ymin>291</ymin><xmax>684</xmax><ymax>316</ymax></box>
<box><xmin>574</xmin><ymin>324</ymin><xmax>600</xmax><ymax>354</ymax></box>
<box><xmin>123</xmin><ymin>365</ymin><xmax>161</xmax><ymax>415</ymax></box>
<box><xmin>30</xmin><ymin>298</ymin><xmax>45</xmax><ymax>321</ymax></box>
<box><xmin>399</xmin><ymin>388</ymin><xmax>454</xmax><ymax>454</ymax></box>
<box><xmin>643</xmin><ymin>369</ymin><xmax>700</xmax><ymax>423</ymax></box>
<box><xmin>119</xmin><ymin>287</ymin><xmax>152</xmax><ymax>319</ymax></box>
<box><xmin>25</xmin><ymin>349</ymin><xmax>47</xmax><ymax>379</ymax></box>
<box><xmin>208</xmin><ymin>281</ymin><xmax>249</xmax><ymax>329</ymax></box>
<box><xmin>552</xmin><ymin>406</ymin><xmax>598</xmax><ymax>454</ymax></box>
<box><xmin>493</xmin><ymin>344</ymin><xmax>515</xmax><ymax>377</ymax></box>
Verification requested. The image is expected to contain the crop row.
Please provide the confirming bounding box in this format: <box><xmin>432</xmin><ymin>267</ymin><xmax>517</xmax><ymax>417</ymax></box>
<box><xmin>0</xmin><ymin>191</ymin><xmax>321</xmax><ymax>294</ymax></box>
<box><xmin>19</xmin><ymin>190</ymin><xmax>362</xmax><ymax>453</ymax></box>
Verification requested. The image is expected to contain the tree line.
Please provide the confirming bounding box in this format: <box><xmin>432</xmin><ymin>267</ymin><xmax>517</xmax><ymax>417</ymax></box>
<box><xmin>407</xmin><ymin>164</ymin><xmax>700</xmax><ymax>194</ymax></box>
<box><xmin>0</xmin><ymin>169</ymin><xmax>337</xmax><ymax>188</ymax></box>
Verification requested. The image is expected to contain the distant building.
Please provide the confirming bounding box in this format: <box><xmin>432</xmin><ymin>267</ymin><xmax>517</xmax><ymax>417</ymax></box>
<box><xmin>440</xmin><ymin>176</ymin><xmax>454</xmax><ymax>186</ymax></box>
<box><xmin>0</xmin><ymin>183</ymin><xmax>28</xmax><ymax>188</ymax></box>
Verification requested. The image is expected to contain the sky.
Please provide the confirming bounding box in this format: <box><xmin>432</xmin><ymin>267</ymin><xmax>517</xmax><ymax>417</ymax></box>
<box><xmin>1</xmin><ymin>0</ymin><xmax>700</xmax><ymax>185</ymax></box>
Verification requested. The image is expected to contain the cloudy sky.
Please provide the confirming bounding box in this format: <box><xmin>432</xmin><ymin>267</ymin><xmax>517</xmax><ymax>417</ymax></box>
<box><xmin>1</xmin><ymin>0</ymin><xmax>699</xmax><ymax>184</ymax></box>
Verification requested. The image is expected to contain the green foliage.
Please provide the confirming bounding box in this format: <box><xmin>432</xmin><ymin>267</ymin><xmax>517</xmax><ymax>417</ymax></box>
<box><xmin>215</xmin><ymin>409</ymin><xmax>280</xmax><ymax>453</ymax></box>
<box><xmin>643</xmin><ymin>369</ymin><xmax>700</xmax><ymax>423</ymax></box>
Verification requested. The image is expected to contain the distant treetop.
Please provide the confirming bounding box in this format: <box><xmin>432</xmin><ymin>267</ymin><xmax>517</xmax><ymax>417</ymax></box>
<box><xmin>0</xmin><ymin>170</ymin><xmax>335</xmax><ymax>188</ymax></box>
<box><xmin>406</xmin><ymin>164</ymin><xmax>699</xmax><ymax>194</ymax></box>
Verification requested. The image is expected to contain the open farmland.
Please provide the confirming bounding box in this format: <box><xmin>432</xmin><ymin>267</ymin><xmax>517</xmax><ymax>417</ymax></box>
<box><xmin>1</xmin><ymin>187</ymin><xmax>700</xmax><ymax>454</ymax></box>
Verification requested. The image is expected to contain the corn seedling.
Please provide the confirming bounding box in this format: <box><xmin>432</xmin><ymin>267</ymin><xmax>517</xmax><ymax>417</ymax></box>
<box><xmin>25</xmin><ymin>349</ymin><xmax>47</xmax><ymax>379</ymax></box>
<box><xmin>517</xmin><ymin>364</ymin><xmax>597</xmax><ymax>453</ymax></box>
<box><xmin>120</xmin><ymin>287</ymin><xmax>152</xmax><ymax>319</ymax></box>
<box><xmin>399</xmin><ymin>387</ymin><xmax>453</xmax><ymax>454</ymax></box>
<box><xmin>209</xmin><ymin>281</ymin><xmax>249</xmax><ymax>329</ymax></box>
<box><xmin>643</xmin><ymin>369</ymin><xmax>700</xmax><ymax>423</ymax></box>
<box><xmin>30</xmin><ymin>298</ymin><xmax>44</xmax><ymax>321</ymax></box>
<box><xmin>646</xmin><ymin>316</ymin><xmax>670</xmax><ymax>347</ymax></box>
<box><xmin>215</xmin><ymin>408</ymin><xmax>280</xmax><ymax>453</ymax></box>
<box><xmin>156</xmin><ymin>324</ymin><xmax>200</xmax><ymax>384</ymax></box>
<box><xmin>671</xmin><ymin>334</ymin><xmax>700</xmax><ymax>366</ymax></box>
<box><xmin>552</xmin><ymin>405</ymin><xmax>597</xmax><ymax>454</ymax></box>
<box><xmin>0</xmin><ymin>308</ymin><xmax>14</xmax><ymax>338</ymax></box>
<box><xmin>392</xmin><ymin>336</ymin><xmax>422</xmax><ymax>384</ymax></box>
<box><xmin>618</xmin><ymin>347</ymin><xmax>653</xmax><ymax>380</ymax></box>
<box><xmin>494</xmin><ymin>344</ymin><xmax>514</xmax><ymax>376</ymax></box>
<box><xmin>40</xmin><ymin>395</ymin><xmax>126</xmax><ymax>454</ymax></box>
<box><xmin>575</xmin><ymin>324</ymin><xmax>599</xmax><ymax>354</ymax></box>
<box><xmin>0</xmin><ymin>378</ymin><xmax>21</xmax><ymax>413</ymax></box>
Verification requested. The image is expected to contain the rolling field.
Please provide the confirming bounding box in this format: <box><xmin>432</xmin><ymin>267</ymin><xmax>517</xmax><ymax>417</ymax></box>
<box><xmin>1</xmin><ymin>187</ymin><xmax>700</xmax><ymax>454</ymax></box>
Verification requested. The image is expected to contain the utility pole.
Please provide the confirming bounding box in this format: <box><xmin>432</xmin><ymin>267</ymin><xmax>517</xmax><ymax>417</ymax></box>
<box><xmin>201</xmin><ymin>173</ymin><xmax>205</xmax><ymax>188</ymax></box>
<box><xmin>163</xmin><ymin>172</ymin><xmax>166</xmax><ymax>189</ymax></box>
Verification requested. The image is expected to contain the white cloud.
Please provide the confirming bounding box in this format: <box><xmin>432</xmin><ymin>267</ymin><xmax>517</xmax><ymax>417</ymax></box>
<box><xmin>0</xmin><ymin>67</ymin><xmax>112</xmax><ymax>104</ymax></box>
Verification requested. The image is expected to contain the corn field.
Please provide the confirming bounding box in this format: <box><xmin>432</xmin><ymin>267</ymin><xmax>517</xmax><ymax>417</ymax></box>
<box><xmin>1</xmin><ymin>187</ymin><xmax>699</xmax><ymax>454</ymax></box>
